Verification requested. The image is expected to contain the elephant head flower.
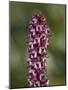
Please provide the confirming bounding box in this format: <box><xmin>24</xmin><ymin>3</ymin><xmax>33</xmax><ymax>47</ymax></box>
<box><xmin>27</xmin><ymin>12</ymin><xmax>51</xmax><ymax>87</ymax></box>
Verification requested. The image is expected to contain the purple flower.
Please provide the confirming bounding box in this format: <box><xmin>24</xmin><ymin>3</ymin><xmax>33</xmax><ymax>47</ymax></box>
<box><xmin>27</xmin><ymin>12</ymin><xmax>50</xmax><ymax>87</ymax></box>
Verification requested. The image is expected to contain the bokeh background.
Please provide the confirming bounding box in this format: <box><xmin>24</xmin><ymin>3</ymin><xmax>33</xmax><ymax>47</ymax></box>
<box><xmin>9</xmin><ymin>1</ymin><xmax>66</xmax><ymax>89</ymax></box>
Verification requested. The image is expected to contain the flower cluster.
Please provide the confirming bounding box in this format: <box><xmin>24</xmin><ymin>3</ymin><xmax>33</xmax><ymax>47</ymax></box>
<box><xmin>27</xmin><ymin>13</ymin><xmax>50</xmax><ymax>87</ymax></box>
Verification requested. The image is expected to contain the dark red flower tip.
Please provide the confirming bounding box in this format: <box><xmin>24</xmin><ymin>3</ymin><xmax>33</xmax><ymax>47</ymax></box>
<box><xmin>36</xmin><ymin>13</ymin><xmax>46</xmax><ymax>25</ymax></box>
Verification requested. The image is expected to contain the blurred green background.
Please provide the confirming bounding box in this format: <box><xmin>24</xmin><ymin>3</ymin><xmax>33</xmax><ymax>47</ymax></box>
<box><xmin>9</xmin><ymin>1</ymin><xmax>66</xmax><ymax>89</ymax></box>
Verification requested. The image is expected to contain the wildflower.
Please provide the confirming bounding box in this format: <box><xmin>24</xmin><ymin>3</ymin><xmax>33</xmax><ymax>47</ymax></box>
<box><xmin>27</xmin><ymin>12</ymin><xmax>51</xmax><ymax>87</ymax></box>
